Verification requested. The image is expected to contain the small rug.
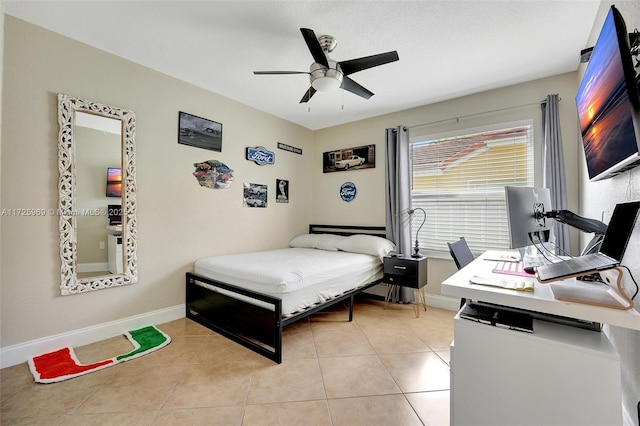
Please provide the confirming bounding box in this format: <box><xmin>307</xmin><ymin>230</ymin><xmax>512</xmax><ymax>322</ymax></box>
<box><xmin>28</xmin><ymin>325</ymin><xmax>171</xmax><ymax>383</ymax></box>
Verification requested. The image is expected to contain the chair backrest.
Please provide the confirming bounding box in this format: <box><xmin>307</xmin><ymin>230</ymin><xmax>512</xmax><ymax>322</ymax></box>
<box><xmin>447</xmin><ymin>237</ymin><xmax>475</xmax><ymax>270</ymax></box>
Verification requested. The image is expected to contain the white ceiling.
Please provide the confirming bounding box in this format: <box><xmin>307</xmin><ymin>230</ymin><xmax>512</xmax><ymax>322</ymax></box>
<box><xmin>4</xmin><ymin>0</ymin><xmax>601</xmax><ymax>130</ymax></box>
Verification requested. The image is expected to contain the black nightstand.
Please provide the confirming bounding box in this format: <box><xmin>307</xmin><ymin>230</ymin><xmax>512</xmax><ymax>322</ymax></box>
<box><xmin>383</xmin><ymin>255</ymin><xmax>428</xmax><ymax>317</ymax></box>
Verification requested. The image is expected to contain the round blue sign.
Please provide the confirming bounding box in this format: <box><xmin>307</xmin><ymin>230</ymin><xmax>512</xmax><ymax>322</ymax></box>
<box><xmin>340</xmin><ymin>182</ymin><xmax>357</xmax><ymax>202</ymax></box>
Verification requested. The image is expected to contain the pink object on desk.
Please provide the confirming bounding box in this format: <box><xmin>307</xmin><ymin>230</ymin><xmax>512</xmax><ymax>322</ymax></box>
<box><xmin>492</xmin><ymin>261</ymin><xmax>535</xmax><ymax>277</ymax></box>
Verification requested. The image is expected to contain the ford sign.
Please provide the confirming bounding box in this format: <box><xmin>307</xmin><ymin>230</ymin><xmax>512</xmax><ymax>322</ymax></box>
<box><xmin>340</xmin><ymin>182</ymin><xmax>357</xmax><ymax>202</ymax></box>
<box><xmin>246</xmin><ymin>146</ymin><xmax>275</xmax><ymax>165</ymax></box>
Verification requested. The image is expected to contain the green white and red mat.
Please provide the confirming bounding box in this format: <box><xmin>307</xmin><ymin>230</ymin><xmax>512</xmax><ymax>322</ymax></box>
<box><xmin>28</xmin><ymin>325</ymin><xmax>171</xmax><ymax>383</ymax></box>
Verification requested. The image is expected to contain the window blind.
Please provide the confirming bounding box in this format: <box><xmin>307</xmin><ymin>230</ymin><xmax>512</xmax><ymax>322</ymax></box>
<box><xmin>411</xmin><ymin>122</ymin><xmax>534</xmax><ymax>255</ymax></box>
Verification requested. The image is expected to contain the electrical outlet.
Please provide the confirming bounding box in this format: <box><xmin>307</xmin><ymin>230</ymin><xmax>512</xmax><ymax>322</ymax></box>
<box><xmin>99</xmin><ymin>241</ymin><xmax>105</xmax><ymax>249</ymax></box>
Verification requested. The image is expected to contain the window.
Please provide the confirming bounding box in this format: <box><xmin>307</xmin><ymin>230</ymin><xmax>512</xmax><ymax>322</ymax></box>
<box><xmin>411</xmin><ymin>121</ymin><xmax>533</xmax><ymax>255</ymax></box>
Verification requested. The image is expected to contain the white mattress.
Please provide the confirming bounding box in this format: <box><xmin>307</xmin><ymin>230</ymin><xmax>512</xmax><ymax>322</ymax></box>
<box><xmin>193</xmin><ymin>248</ymin><xmax>382</xmax><ymax>315</ymax></box>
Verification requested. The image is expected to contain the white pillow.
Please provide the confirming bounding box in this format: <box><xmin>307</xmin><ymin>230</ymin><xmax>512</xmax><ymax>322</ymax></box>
<box><xmin>288</xmin><ymin>233</ymin><xmax>346</xmax><ymax>251</ymax></box>
<box><xmin>336</xmin><ymin>234</ymin><xmax>396</xmax><ymax>260</ymax></box>
<box><xmin>289</xmin><ymin>234</ymin><xmax>315</xmax><ymax>249</ymax></box>
<box><xmin>313</xmin><ymin>233</ymin><xmax>347</xmax><ymax>251</ymax></box>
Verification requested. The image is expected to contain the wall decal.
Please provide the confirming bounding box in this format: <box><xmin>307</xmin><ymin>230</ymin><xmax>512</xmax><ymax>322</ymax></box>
<box><xmin>193</xmin><ymin>160</ymin><xmax>234</xmax><ymax>189</ymax></box>
<box><xmin>276</xmin><ymin>179</ymin><xmax>289</xmax><ymax>203</ymax></box>
<box><xmin>323</xmin><ymin>144</ymin><xmax>375</xmax><ymax>173</ymax></box>
<box><xmin>246</xmin><ymin>146</ymin><xmax>275</xmax><ymax>165</ymax></box>
<box><xmin>179</xmin><ymin>111</ymin><xmax>222</xmax><ymax>152</ymax></box>
<box><xmin>244</xmin><ymin>183</ymin><xmax>268</xmax><ymax>208</ymax></box>
<box><xmin>277</xmin><ymin>142</ymin><xmax>303</xmax><ymax>155</ymax></box>
<box><xmin>340</xmin><ymin>182</ymin><xmax>357</xmax><ymax>202</ymax></box>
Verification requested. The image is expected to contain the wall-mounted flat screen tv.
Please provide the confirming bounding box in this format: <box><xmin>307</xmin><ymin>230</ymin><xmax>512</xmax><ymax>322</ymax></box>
<box><xmin>575</xmin><ymin>5</ymin><xmax>640</xmax><ymax>181</ymax></box>
<box><xmin>106</xmin><ymin>167</ymin><xmax>122</xmax><ymax>198</ymax></box>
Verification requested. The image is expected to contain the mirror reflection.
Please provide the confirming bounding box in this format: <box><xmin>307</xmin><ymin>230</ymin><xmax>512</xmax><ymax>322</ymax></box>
<box><xmin>75</xmin><ymin>112</ymin><xmax>123</xmax><ymax>278</ymax></box>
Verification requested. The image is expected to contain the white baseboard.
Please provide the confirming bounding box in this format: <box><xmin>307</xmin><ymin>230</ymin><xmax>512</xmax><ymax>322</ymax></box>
<box><xmin>424</xmin><ymin>293</ymin><xmax>461</xmax><ymax>311</ymax></box>
<box><xmin>365</xmin><ymin>284</ymin><xmax>460</xmax><ymax>311</ymax></box>
<box><xmin>0</xmin><ymin>304</ymin><xmax>184</xmax><ymax>369</ymax></box>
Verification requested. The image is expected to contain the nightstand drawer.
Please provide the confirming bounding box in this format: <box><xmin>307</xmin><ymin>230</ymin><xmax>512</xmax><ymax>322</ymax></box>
<box><xmin>384</xmin><ymin>258</ymin><xmax>419</xmax><ymax>277</ymax></box>
<box><xmin>384</xmin><ymin>273</ymin><xmax>420</xmax><ymax>287</ymax></box>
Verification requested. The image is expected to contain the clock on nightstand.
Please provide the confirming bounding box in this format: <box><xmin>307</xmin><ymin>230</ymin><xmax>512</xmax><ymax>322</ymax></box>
<box><xmin>383</xmin><ymin>255</ymin><xmax>428</xmax><ymax>316</ymax></box>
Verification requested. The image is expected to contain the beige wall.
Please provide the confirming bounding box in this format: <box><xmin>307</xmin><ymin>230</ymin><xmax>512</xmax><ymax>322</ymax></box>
<box><xmin>313</xmin><ymin>72</ymin><xmax>582</xmax><ymax>296</ymax></box>
<box><xmin>1</xmin><ymin>16</ymin><xmax>314</xmax><ymax>346</ymax></box>
<box><xmin>577</xmin><ymin>2</ymin><xmax>640</xmax><ymax>423</ymax></box>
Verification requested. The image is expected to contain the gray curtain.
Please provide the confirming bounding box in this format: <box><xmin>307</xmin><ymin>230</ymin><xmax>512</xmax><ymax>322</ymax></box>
<box><xmin>542</xmin><ymin>94</ymin><xmax>570</xmax><ymax>253</ymax></box>
<box><xmin>385</xmin><ymin>126</ymin><xmax>413</xmax><ymax>303</ymax></box>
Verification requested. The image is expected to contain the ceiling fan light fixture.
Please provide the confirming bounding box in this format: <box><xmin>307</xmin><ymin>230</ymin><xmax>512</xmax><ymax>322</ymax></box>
<box><xmin>312</xmin><ymin>75</ymin><xmax>341</xmax><ymax>91</ymax></box>
<box><xmin>310</xmin><ymin>66</ymin><xmax>343</xmax><ymax>92</ymax></box>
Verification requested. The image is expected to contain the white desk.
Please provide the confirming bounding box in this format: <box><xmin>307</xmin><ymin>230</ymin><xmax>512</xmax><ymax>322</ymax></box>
<box><xmin>106</xmin><ymin>225</ymin><xmax>123</xmax><ymax>274</ymax></box>
<box><xmin>442</xmin><ymin>254</ymin><xmax>640</xmax><ymax>330</ymax></box>
<box><xmin>443</xmin><ymin>253</ymin><xmax>636</xmax><ymax>426</ymax></box>
<box><xmin>107</xmin><ymin>234</ymin><xmax>122</xmax><ymax>274</ymax></box>
<box><xmin>450</xmin><ymin>314</ymin><xmax>621</xmax><ymax>426</ymax></box>
<box><xmin>106</xmin><ymin>224</ymin><xmax>122</xmax><ymax>233</ymax></box>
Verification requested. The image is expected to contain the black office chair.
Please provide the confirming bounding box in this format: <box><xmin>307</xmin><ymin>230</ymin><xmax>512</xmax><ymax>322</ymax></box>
<box><xmin>447</xmin><ymin>237</ymin><xmax>475</xmax><ymax>308</ymax></box>
<box><xmin>448</xmin><ymin>237</ymin><xmax>475</xmax><ymax>270</ymax></box>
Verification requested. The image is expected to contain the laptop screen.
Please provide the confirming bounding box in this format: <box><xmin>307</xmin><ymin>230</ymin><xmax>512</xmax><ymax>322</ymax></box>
<box><xmin>600</xmin><ymin>201</ymin><xmax>640</xmax><ymax>260</ymax></box>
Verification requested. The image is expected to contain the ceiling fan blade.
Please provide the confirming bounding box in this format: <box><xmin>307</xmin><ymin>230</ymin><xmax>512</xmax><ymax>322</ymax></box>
<box><xmin>339</xmin><ymin>51</ymin><xmax>399</xmax><ymax>75</ymax></box>
<box><xmin>300</xmin><ymin>28</ymin><xmax>329</xmax><ymax>68</ymax></box>
<box><xmin>253</xmin><ymin>71</ymin><xmax>309</xmax><ymax>75</ymax></box>
<box><xmin>299</xmin><ymin>87</ymin><xmax>317</xmax><ymax>103</ymax></box>
<box><xmin>341</xmin><ymin>76</ymin><xmax>374</xmax><ymax>99</ymax></box>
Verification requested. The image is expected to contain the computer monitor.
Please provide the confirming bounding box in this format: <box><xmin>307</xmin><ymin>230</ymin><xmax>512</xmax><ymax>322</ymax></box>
<box><xmin>107</xmin><ymin>204</ymin><xmax>122</xmax><ymax>225</ymax></box>
<box><xmin>505</xmin><ymin>186</ymin><xmax>552</xmax><ymax>249</ymax></box>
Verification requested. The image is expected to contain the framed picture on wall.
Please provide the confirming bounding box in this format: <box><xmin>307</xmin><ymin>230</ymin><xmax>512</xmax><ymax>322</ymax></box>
<box><xmin>178</xmin><ymin>111</ymin><xmax>222</xmax><ymax>152</ymax></box>
<box><xmin>243</xmin><ymin>182</ymin><xmax>267</xmax><ymax>208</ymax></box>
<box><xmin>323</xmin><ymin>144</ymin><xmax>375</xmax><ymax>173</ymax></box>
<box><xmin>276</xmin><ymin>179</ymin><xmax>289</xmax><ymax>203</ymax></box>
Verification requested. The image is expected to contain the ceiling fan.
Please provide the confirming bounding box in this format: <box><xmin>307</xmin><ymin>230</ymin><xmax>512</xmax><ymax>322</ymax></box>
<box><xmin>253</xmin><ymin>28</ymin><xmax>399</xmax><ymax>103</ymax></box>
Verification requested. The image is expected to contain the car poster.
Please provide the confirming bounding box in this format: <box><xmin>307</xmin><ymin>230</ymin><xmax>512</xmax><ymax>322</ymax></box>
<box><xmin>243</xmin><ymin>182</ymin><xmax>267</xmax><ymax>208</ymax></box>
<box><xmin>322</xmin><ymin>144</ymin><xmax>375</xmax><ymax>173</ymax></box>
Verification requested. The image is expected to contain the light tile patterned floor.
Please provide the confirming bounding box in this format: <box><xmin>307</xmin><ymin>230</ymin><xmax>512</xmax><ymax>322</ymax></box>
<box><xmin>1</xmin><ymin>298</ymin><xmax>455</xmax><ymax>425</ymax></box>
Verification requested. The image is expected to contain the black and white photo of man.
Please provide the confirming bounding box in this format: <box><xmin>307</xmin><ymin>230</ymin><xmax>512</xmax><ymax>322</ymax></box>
<box><xmin>276</xmin><ymin>179</ymin><xmax>289</xmax><ymax>203</ymax></box>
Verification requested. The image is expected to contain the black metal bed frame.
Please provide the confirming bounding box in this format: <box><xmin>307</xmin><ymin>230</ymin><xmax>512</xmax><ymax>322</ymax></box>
<box><xmin>185</xmin><ymin>224</ymin><xmax>386</xmax><ymax>363</ymax></box>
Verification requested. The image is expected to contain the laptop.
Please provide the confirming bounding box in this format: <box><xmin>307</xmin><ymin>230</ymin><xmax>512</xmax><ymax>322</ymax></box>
<box><xmin>535</xmin><ymin>201</ymin><xmax>640</xmax><ymax>283</ymax></box>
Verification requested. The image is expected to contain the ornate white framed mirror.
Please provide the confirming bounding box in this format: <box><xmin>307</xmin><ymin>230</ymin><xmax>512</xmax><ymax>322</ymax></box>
<box><xmin>57</xmin><ymin>94</ymin><xmax>137</xmax><ymax>295</ymax></box>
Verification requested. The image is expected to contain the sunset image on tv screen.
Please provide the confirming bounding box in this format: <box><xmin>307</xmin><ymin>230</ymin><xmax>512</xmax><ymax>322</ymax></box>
<box><xmin>106</xmin><ymin>167</ymin><xmax>122</xmax><ymax>198</ymax></box>
<box><xmin>575</xmin><ymin>9</ymin><xmax>638</xmax><ymax>179</ymax></box>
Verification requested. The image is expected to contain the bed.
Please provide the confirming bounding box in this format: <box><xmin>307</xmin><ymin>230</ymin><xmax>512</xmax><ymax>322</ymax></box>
<box><xmin>186</xmin><ymin>224</ymin><xmax>392</xmax><ymax>363</ymax></box>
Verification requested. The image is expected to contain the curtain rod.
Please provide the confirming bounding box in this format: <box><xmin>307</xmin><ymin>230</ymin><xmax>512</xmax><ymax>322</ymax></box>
<box><xmin>407</xmin><ymin>96</ymin><xmax>561</xmax><ymax>130</ymax></box>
